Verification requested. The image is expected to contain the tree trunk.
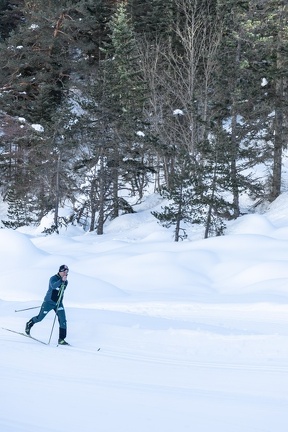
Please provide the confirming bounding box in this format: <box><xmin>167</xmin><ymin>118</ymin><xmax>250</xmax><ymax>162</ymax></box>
<box><xmin>54</xmin><ymin>152</ymin><xmax>61</xmax><ymax>232</ymax></box>
<box><xmin>97</xmin><ymin>156</ymin><xmax>106</xmax><ymax>235</ymax></box>
<box><xmin>271</xmin><ymin>93</ymin><xmax>283</xmax><ymax>201</ymax></box>
<box><xmin>89</xmin><ymin>178</ymin><xmax>97</xmax><ymax>232</ymax></box>
<box><xmin>270</xmin><ymin>4</ymin><xmax>287</xmax><ymax>201</ymax></box>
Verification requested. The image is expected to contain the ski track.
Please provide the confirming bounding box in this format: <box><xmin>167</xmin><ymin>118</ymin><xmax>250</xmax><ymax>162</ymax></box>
<box><xmin>2</xmin><ymin>330</ymin><xmax>287</xmax><ymax>375</ymax></box>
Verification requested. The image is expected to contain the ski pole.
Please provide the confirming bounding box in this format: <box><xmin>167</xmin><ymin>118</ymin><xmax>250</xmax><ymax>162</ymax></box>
<box><xmin>15</xmin><ymin>306</ymin><xmax>41</xmax><ymax>313</ymax></box>
<box><xmin>48</xmin><ymin>283</ymin><xmax>66</xmax><ymax>345</ymax></box>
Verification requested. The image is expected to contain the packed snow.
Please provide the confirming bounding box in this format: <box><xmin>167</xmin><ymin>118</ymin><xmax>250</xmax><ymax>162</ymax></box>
<box><xmin>1</xmin><ymin>193</ymin><xmax>288</xmax><ymax>432</ymax></box>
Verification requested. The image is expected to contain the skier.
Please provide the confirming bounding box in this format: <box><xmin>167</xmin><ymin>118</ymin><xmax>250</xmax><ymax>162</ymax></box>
<box><xmin>25</xmin><ymin>264</ymin><xmax>69</xmax><ymax>345</ymax></box>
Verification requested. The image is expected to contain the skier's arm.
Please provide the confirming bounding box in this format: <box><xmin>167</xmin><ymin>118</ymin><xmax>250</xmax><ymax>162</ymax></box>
<box><xmin>50</xmin><ymin>276</ymin><xmax>68</xmax><ymax>302</ymax></box>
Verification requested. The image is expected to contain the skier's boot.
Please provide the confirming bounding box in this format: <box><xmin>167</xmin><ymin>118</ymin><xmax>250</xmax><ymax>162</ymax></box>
<box><xmin>58</xmin><ymin>327</ymin><xmax>69</xmax><ymax>345</ymax></box>
<box><xmin>58</xmin><ymin>339</ymin><xmax>70</xmax><ymax>345</ymax></box>
<box><xmin>25</xmin><ymin>319</ymin><xmax>34</xmax><ymax>335</ymax></box>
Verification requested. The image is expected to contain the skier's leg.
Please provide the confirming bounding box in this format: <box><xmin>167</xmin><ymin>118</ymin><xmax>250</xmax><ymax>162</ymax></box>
<box><xmin>25</xmin><ymin>301</ymin><xmax>54</xmax><ymax>334</ymax></box>
<box><xmin>33</xmin><ymin>302</ymin><xmax>55</xmax><ymax>323</ymax></box>
<box><xmin>56</xmin><ymin>305</ymin><xmax>67</xmax><ymax>340</ymax></box>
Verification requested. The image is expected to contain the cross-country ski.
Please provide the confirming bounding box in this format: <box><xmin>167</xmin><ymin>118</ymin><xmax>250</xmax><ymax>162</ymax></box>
<box><xmin>2</xmin><ymin>327</ymin><xmax>48</xmax><ymax>345</ymax></box>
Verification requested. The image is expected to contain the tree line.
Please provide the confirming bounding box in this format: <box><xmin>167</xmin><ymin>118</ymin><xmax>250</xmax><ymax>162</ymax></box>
<box><xmin>0</xmin><ymin>0</ymin><xmax>287</xmax><ymax>239</ymax></box>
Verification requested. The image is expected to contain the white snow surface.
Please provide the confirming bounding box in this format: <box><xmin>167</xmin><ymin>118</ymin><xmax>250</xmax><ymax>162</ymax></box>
<box><xmin>1</xmin><ymin>193</ymin><xmax>288</xmax><ymax>432</ymax></box>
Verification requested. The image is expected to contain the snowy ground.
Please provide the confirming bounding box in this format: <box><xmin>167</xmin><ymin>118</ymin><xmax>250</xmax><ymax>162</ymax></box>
<box><xmin>1</xmin><ymin>193</ymin><xmax>288</xmax><ymax>432</ymax></box>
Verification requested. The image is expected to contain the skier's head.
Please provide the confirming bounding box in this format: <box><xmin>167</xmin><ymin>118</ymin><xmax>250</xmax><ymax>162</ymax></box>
<box><xmin>59</xmin><ymin>264</ymin><xmax>69</xmax><ymax>274</ymax></box>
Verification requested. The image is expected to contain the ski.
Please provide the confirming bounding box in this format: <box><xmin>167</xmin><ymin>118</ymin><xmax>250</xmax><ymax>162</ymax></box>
<box><xmin>2</xmin><ymin>327</ymin><xmax>101</xmax><ymax>350</ymax></box>
<box><xmin>2</xmin><ymin>327</ymin><xmax>48</xmax><ymax>345</ymax></box>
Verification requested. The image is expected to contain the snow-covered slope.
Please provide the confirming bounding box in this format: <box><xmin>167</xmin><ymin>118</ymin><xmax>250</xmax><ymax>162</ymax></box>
<box><xmin>0</xmin><ymin>192</ymin><xmax>288</xmax><ymax>432</ymax></box>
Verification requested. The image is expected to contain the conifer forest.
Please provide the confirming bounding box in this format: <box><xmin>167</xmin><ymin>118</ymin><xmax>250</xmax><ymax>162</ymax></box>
<box><xmin>0</xmin><ymin>0</ymin><xmax>287</xmax><ymax>239</ymax></box>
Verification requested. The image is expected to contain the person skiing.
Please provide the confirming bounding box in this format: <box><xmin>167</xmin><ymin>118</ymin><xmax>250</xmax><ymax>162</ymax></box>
<box><xmin>25</xmin><ymin>264</ymin><xmax>69</xmax><ymax>345</ymax></box>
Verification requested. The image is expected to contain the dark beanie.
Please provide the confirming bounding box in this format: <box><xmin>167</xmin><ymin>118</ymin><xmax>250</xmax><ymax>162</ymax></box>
<box><xmin>59</xmin><ymin>264</ymin><xmax>69</xmax><ymax>272</ymax></box>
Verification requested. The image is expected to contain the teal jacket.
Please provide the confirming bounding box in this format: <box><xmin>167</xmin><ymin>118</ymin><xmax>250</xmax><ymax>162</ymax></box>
<box><xmin>44</xmin><ymin>273</ymin><xmax>68</xmax><ymax>303</ymax></box>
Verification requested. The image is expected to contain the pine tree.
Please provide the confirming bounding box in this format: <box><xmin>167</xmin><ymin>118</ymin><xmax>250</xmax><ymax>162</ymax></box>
<box><xmin>2</xmin><ymin>188</ymin><xmax>35</xmax><ymax>228</ymax></box>
<box><xmin>0</xmin><ymin>0</ymin><xmax>23</xmax><ymax>41</ymax></box>
<box><xmin>208</xmin><ymin>1</ymin><xmax>266</xmax><ymax>216</ymax></box>
<box><xmin>213</xmin><ymin>0</ymin><xmax>288</xmax><ymax>205</ymax></box>
<box><xmin>244</xmin><ymin>0</ymin><xmax>288</xmax><ymax>201</ymax></box>
<box><xmin>152</xmin><ymin>139</ymin><xmax>235</xmax><ymax>241</ymax></box>
<box><xmin>91</xmin><ymin>1</ymin><xmax>150</xmax><ymax>221</ymax></box>
<box><xmin>152</xmin><ymin>155</ymin><xmax>197</xmax><ymax>242</ymax></box>
<box><xmin>0</xmin><ymin>2</ymin><xmax>72</xmax><ymax>123</ymax></box>
<box><xmin>128</xmin><ymin>0</ymin><xmax>175</xmax><ymax>42</ymax></box>
<box><xmin>0</xmin><ymin>0</ymin><xmax>115</xmax><ymax>230</ymax></box>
